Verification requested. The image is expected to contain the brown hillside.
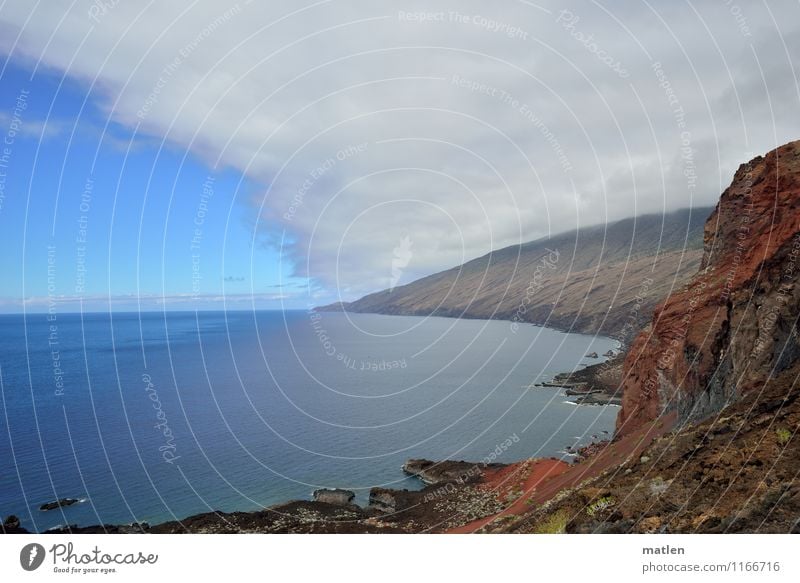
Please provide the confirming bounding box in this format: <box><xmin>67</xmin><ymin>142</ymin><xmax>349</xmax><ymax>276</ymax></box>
<box><xmin>320</xmin><ymin>208</ymin><xmax>710</xmax><ymax>338</ymax></box>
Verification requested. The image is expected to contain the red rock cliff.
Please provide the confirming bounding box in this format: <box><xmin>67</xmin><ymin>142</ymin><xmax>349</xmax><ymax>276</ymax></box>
<box><xmin>617</xmin><ymin>140</ymin><xmax>800</xmax><ymax>435</ymax></box>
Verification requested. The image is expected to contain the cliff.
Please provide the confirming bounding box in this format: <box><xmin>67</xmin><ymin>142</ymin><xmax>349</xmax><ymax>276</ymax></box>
<box><xmin>318</xmin><ymin>207</ymin><xmax>710</xmax><ymax>337</ymax></box>
<box><xmin>500</xmin><ymin>361</ymin><xmax>800</xmax><ymax>533</ymax></box>
<box><xmin>617</xmin><ymin>140</ymin><xmax>800</xmax><ymax>435</ymax></box>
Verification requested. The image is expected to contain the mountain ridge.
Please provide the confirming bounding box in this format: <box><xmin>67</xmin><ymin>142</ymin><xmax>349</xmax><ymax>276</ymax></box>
<box><xmin>320</xmin><ymin>206</ymin><xmax>713</xmax><ymax>338</ymax></box>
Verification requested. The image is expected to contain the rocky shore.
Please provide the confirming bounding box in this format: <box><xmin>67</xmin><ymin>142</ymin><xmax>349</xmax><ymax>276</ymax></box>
<box><xmin>0</xmin><ymin>347</ymin><xmax>638</xmax><ymax>535</ymax></box>
<box><xmin>0</xmin><ymin>358</ymin><xmax>627</xmax><ymax>535</ymax></box>
<box><xmin>6</xmin><ymin>358</ymin><xmax>798</xmax><ymax>534</ymax></box>
<box><xmin>2</xmin><ymin>460</ymin><xmax>518</xmax><ymax>534</ymax></box>
<box><xmin>534</xmin><ymin>354</ymin><xmax>626</xmax><ymax>406</ymax></box>
<box><xmin>495</xmin><ymin>362</ymin><xmax>800</xmax><ymax>534</ymax></box>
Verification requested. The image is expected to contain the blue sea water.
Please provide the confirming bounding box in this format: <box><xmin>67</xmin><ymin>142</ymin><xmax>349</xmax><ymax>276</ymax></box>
<box><xmin>0</xmin><ymin>310</ymin><xmax>617</xmax><ymax>532</ymax></box>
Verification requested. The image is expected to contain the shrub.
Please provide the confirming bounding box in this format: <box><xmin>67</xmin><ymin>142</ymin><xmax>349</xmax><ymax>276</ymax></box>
<box><xmin>532</xmin><ymin>509</ymin><xmax>570</xmax><ymax>534</ymax></box>
<box><xmin>649</xmin><ymin>476</ymin><xmax>670</xmax><ymax>496</ymax></box>
<box><xmin>776</xmin><ymin>428</ymin><xmax>792</xmax><ymax>446</ymax></box>
<box><xmin>586</xmin><ymin>496</ymin><xmax>615</xmax><ymax>517</ymax></box>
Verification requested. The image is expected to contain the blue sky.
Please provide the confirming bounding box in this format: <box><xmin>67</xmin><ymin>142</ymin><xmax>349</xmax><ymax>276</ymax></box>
<box><xmin>0</xmin><ymin>61</ymin><xmax>309</xmax><ymax>312</ymax></box>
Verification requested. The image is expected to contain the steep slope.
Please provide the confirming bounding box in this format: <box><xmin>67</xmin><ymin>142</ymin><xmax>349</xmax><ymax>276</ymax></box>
<box><xmin>500</xmin><ymin>362</ymin><xmax>800</xmax><ymax>534</ymax></box>
<box><xmin>320</xmin><ymin>207</ymin><xmax>711</xmax><ymax>337</ymax></box>
<box><xmin>618</xmin><ymin>140</ymin><xmax>800</xmax><ymax>436</ymax></box>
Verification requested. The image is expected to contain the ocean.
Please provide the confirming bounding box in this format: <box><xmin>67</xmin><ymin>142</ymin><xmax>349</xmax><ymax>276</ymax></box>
<box><xmin>0</xmin><ymin>310</ymin><xmax>617</xmax><ymax>532</ymax></box>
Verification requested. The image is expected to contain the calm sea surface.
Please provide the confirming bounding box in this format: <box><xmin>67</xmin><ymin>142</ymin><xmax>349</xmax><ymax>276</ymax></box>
<box><xmin>0</xmin><ymin>310</ymin><xmax>617</xmax><ymax>532</ymax></box>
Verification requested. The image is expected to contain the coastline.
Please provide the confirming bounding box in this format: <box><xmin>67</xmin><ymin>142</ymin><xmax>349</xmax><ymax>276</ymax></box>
<box><xmin>3</xmin><ymin>349</ymin><xmax>625</xmax><ymax>535</ymax></box>
<box><xmin>10</xmin><ymin>407</ymin><xmax>672</xmax><ymax>535</ymax></box>
<box><xmin>532</xmin><ymin>353</ymin><xmax>626</xmax><ymax>407</ymax></box>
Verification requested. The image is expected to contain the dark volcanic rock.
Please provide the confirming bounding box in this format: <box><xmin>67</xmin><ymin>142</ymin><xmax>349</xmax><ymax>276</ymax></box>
<box><xmin>42</xmin><ymin>522</ymin><xmax>150</xmax><ymax>534</ymax></box>
<box><xmin>402</xmin><ymin>459</ymin><xmax>497</xmax><ymax>485</ymax></box>
<box><xmin>365</xmin><ymin>487</ymin><xmax>435</xmax><ymax>515</ymax></box>
<box><xmin>368</xmin><ymin>488</ymin><xmax>405</xmax><ymax>514</ymax></box>
<box><xmin>148</xmin><ymin>500</ymin><xmax>389</xmax><ymax>534</ymax></box>
<box><xmin>550</xmin><ymin>354</ymin><xmax>626</xmax><ymax>406</ymax></box>
<box><xmin>312</xmin><ymin>488</ymin><xmax>356</xmax><ymax>506</ymax></box>
<box><xmin>39</xmin><ymin>497</ymin><xmax>81</xmax><ymax>511</ymax></box>
<box><xmin>2</xmin><ymin>515</ymin><xmax>29</xmax><ymax>534</ymax></box>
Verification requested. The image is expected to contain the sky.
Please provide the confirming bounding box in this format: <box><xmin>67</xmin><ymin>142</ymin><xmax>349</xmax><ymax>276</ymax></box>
<box><xmin>0</xmin><ymin>0</ymin><xmax>798</xmax><ymax>312</ymax></box>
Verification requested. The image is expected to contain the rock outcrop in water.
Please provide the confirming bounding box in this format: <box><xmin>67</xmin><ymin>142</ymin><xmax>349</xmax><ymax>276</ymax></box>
<box><xmin>617</xmin><ymin>140</ymin><xmax>800</xmax><ymax>435</ymax></box>
<box><xmin>39</xmin><ymin>497</ymin><xmax>82</xmax><ymax>511</ymax></box>
<box><xmin>401</xmin><ymin>459</ymin><xmax>492</xmax><ymax>485</ymax></box>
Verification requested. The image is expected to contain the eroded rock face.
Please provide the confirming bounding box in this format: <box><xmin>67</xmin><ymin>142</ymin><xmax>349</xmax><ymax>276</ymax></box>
<box><xmin>368</xmin><ymin>488</ymin><xmax>401</xmax><ymax>514</ymax></box>
<box><xmin>617</xmin><ymin>140</ymin><xmax>800</xmax><ymax>435</ymax></box>
<box><xmin>506</xmin><ymin>363</ymin><xmax>800</xmax><ymax>534</ymax></box>
<box><xmin>312</xmin><ymin>489</ymin><xmax>355</xmax><ymax>506</ymax></box>
<box><xmin>367</xmin><ymin>488</ymin><xmax>424</xmax><ymax>514</ymax></box>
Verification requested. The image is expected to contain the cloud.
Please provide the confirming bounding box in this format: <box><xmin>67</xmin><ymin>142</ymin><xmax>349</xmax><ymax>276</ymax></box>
<box><xmin>0</xmin><ymin>111</ymin><xmax>67</xmax><ymax>140</ymax></box>
<box><xmin>1</xmin><ymin>0</ymin><xmax>798</xmax><ymax>300</ymax></box>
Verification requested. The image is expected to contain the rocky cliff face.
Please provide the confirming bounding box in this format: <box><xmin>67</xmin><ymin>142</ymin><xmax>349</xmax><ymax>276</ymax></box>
<box><xmin>503</xmin><ymin>362</ymin><xmax>800</xmax><ymax>534</ymax></box>
<box><xmin>617</xmin><ymin>141</ymin><xmax>800</xmax><ymax>435</ymax></box>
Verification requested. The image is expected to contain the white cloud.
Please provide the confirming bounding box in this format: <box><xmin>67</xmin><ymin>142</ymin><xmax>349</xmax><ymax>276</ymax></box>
<box><xmin>1</xmin><ymin>0</ymin><xmax>798</xmax><ymax>299</ymax></box>
<box><xmin>0</xmin><ymin>111</ymin><xmax>66</xmax><ymax>140</ymax></box>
